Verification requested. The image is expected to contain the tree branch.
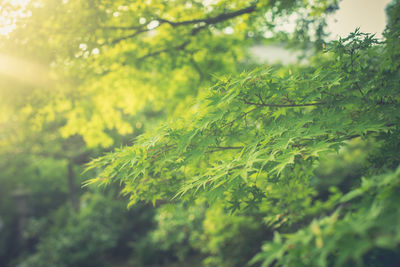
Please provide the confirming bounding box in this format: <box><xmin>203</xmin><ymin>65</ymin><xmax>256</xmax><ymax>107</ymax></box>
<box><xmin>243</xmin><ymin>100</ymin><xmax>326</xmax><ymax>108</ymax></box>
<box><xmin>109</xmin><ymin>4</ymin><xmax>258</xmax><ymax>45</ymax></box>
<box><xmin>222</xmin><ymin>107</ymin><xmax>259</xmax><ymax>128</ymax></box>
<box><xmin>137</xmin><ymin>41</ymin><xmax>190</xmax><ymax>60</ymax></box>
<box><xmin>207</xmin><ymin>146</ymin><xmax>244</xmax><ymax>153</ymax></box>
<box><xmin>157</xmin><ymin>4</ymin><xmax>257</xmax><ymax>27</ymax></box>
<box><xmin>104</xmin><ymin>24</ymin><xmax>148</xmax><ymax>31</ymax></box>
<box><xmin>111</xmin><ymin>28</ymin><xmax>149</xmax><ymax>44</ymax></box>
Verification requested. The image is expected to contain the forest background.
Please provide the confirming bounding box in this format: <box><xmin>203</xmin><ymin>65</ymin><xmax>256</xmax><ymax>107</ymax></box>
<box><xmin>0</xmin><ymin>0</ymin><xmax>399</xmax><ymax>266</ymax></box>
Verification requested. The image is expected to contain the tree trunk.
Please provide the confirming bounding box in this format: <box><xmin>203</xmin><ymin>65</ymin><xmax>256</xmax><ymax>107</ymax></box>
<box><xmin>67</xmin><ymin>161</ymin><xmax>79</xmax><ymax>212</ymax></box>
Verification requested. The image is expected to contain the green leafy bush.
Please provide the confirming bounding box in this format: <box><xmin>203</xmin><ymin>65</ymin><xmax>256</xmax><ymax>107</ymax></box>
<box><xmin>136</xmin><ymin>202</ymin><xmax>267</xmax><ymax>267</ymax></box>
<box><xmin>251</xmin><ymin>167</ymin><xmax>400</xmax><ymax>267</ymax></box>
<box><xmin>20</xmin><ymin>191</ymin><xmax>153</xmax><ymax>267</ymax></box>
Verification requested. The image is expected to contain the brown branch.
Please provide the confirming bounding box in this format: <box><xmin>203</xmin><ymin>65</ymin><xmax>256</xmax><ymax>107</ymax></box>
<box><xmin>137</xmin><ymin>41</ymin><xmax>190</xmax><ymax>60</ymax></box>
<box><xmin>207</xmin><ymin>146</ymin><xmax>244</xmax><ymax>153</ymax></box>
<box><xmin>256</xmin><ymin>93</ymin><xmax>265</xmax><ymax>105</ymax></box>
<box><xmin>157</xmin><ymin>4</ymin><xmax>257</xmax><ymax>27</ymax></box>
<box><xmin>243</xmin><ymin>100</ymin><xmax>326</xmax><ymax>108</ymax></box>
<box><xmin>109</xmin><ymin>3</ymin><xmax>258</xmax><ymax>45</ymax></box>
<box><xmin>104</xmin><ymin>24</ymin><xmax>147</xmax><ymax>31</ymax></box>
<box><xmin>148</xmin><ymin>144</ymin><xmax>176</xmax><ymax>163</ymax></box>
<box><xmin>354</xmin><ymin>81</ymin><xmax>365</xmax><ymax>97</ymax></box>
<box><xmin>191</xmin><ymin>24</ymin><xmax>209</xmax><ymax>35</ymax></box>
<box><xmin>222</xmin><ymin>107</ymin><xmax>259</xmax><ymax>128</ymax></box>
<box><xmin>111</xmin><ymin>28</ymin><xmax>149</xmax><ymax>44</ymax></box>
<box><xmin>190</xmin><ymin>55</ymin><xmax>204</xmax><ymax>84</ymax></box>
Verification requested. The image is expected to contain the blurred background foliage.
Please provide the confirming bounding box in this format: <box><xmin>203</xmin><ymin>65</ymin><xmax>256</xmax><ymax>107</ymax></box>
<box><xmin>0</xmin><ymin>0</ymin><xmax>399</xmax><ymax>266</ymax></box>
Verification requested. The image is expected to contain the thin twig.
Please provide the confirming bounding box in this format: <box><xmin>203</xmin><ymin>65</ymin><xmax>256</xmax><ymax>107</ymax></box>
<box><xmin>243</xmin><ymin>100</ymin><xmax>326</xmax><ymax>108</ymax></box>
<box><xmin>206</xmin><ymin>146</ymin><xmax>244</xmax><ymax>153</ymax></box>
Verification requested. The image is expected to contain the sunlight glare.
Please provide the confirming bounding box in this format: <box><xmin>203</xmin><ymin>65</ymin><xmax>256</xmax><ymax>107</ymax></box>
<box><xmin>0</xmin><ymin>0</ymin><xmax>30</xmax><ymax>36</ymax></box>
<box><xmin>0</xmin><ymin>54</ymin><xmax>50</xmax><ymax>86</ymax></box>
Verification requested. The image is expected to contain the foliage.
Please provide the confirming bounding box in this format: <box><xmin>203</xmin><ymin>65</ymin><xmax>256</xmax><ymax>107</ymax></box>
<box><xmin>251</xmin><ymin>167</ymin><xmax>400</xmax><ymax>267</ymax></box>
<box><xmin>0</xmin><ymin>0</ymin><xmax>337</xmax><ymax>148</ymax></box>
<box><xmin>131</xmin><ymin>203</ymin><xmax>205</xmax><ymax>265</ymax></box>
<box><xmin>87</xmin><ymin>1</ymin><xmax>400</xmax><ymax>266</ymax></box>
<box><xmin>0</xmin><ymin>154</ymin><xmax>70</xmax><ymax>265</ymax></box>
<box><xmin>87</xmin><ymin>29</ymin><xmax>398</xmax><ymax>207</ymax></box>
<box><xmin>0</xmin><ymin>0</ymin><xmax>399</xmax><ymax>266</ymax></box>
<box><xmin>19</xmin><ymin>190</ymin><xmax>153</xmax><ymax>267</ymax></box>
<box><xmin>134</xmin><ymin>201</ymin><xmax>267</xmax><ymax>267</ymax></box>
<box><xmin>197</xmin><ymin>204</ymin><xmax>266</xmax><ymax>267</ymax></box>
